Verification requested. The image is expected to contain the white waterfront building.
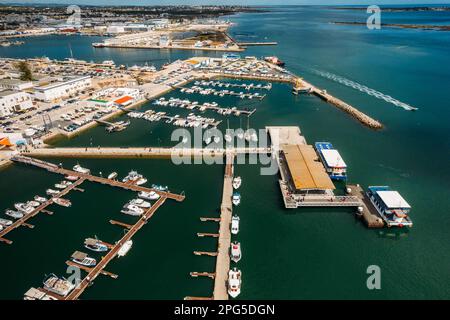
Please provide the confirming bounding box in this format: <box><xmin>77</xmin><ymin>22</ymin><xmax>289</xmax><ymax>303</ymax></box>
<box><xmin>0</xmin><ymin>90</ymin><xmax>33</xmax><ymax>116</ymax></box>
<box><xmin>33</xmin><ymin>76</ymin><xmax>91</xmax><ymax>102</ymax></box>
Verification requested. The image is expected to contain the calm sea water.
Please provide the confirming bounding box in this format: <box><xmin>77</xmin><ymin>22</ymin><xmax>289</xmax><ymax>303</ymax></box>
<box><xmin>1</xmin><ymin>6</ymin><xmax>450</xmax><ymax>299</ymax></box>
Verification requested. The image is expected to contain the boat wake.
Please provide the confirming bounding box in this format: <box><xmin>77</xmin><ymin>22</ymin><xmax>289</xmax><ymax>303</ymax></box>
<box><xmin>312</xmin><ymin>69</ymin><xmax>418</xmax><ymax>111</ymax></box>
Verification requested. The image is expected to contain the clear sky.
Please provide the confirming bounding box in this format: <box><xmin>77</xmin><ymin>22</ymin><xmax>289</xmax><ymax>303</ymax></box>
<box><xmin>7</xmin><ymin>1</ymin><xmax>450</xmax><ymax>6</ymax></box>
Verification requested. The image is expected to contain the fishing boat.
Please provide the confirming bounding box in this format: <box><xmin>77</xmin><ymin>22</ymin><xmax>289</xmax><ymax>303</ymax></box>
<box><xmin>314</xmin><ymin>142</ymin><xmax>347</xmax><ymax>180</ymax></box>
<box><xmin>232</xmin><ymin>192</ymin><xmax>241</xmax><ymax>206</ymax></box>
<box><xmin>52</xmin><ymin>198</ymin><xmax>72</xmax><ymax>207</ymax></box>
<box><xmin>121</xmin><ymin>204</ymin><xmax>144</xmax><ymax>216</ymax></box>
<box><xmin>14</xmin><ymin>203</ymin><xmax>34</xmax><ymax>214</ymax></box>
<box><xmin>46</xmin><ymin>189</ymin><xmax>60</xmax><ymax>196</ymax></box>
<box><xmin>122</xmin><ymin>171</ymin><xmax>147</xmax><ymax>186</ymax></box>
<box><xmin>84</xmin><ymin>237</ymin><xmax>108</xmax><ymax>252</ymax></box>
<box><xmin>0</xmin><ymin>218</ymin><xmax>13</xmax><ymax>227</ymax></box>
<box><xmin>129</xmin><ymin>198</ymin><xmax>151</xmax><ymax>208</ymax></box>
<box><xmin>366</xmin><ymin>186</ymin><xmax>413</xmax><ymax>228</ymax></box>
<box><xmin>73</xmin><ymin>164</ymin><xmax>90</xmax><ymax>174</ymax></box>
<box><xmin>227</xmin><ymin>268</ymin><xmax>242</xmax><ymax>298</ymax></box>
<box><xmin>138</xmin><ymin>191</ymin><xmax>160</xmax><ymax>200</ymax></box>
<box><xmin>118</xmin><ymin>240</ymin><xmax>133</xmax><ymax>257</ymax></box>
<box><xmin>5</xmin><ymin>210</ymin><xmax>23</xmax><ymax>219</ymax></box>
<box><xmin>43</xmin><ymin>274</ymin><xmax>75</xmax><ymax>297</ymax></box>
<box><xmin>232</xmin><ymin>176</ymin><xmax>242</xmax><ymax>189</ymax></box>
<box><xmin>107</xmin><ymin>172</ymin><xmax>118</xmax><ymax>180</ymax></box>
<box><xmin>70</xmin><ymin>251</ymin><xmax>97</xmax><ymax>267</ymax></box>
<box><xmin>34</xmin><ymin>196</ymin><xmax>48</xmax><ymax>203</ymax></box>
<box><xmin>231</xmin><ymin>215</ymin><xmax>240</xmax><ymax>234</ymax></box>
<box><xmin>230</xmin><ymin>241</ymin><xmax>242</xmax><ymax>263</ymax></box>
<box><xmin>65</xmin><ymin>175</ymin><xmax>79</xmax><ymax>181</ymax></box>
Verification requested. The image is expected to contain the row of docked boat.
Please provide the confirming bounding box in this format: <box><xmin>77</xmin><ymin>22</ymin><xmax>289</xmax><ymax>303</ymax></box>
<box><xmin>182</xmin><ymin>85</ymin><xmax>266</xmax><ymax>100</ymax></box>
<box><xmin>106</xmin><ymin>120</ymin><xmax>130</xmax><ymax>133</ymax></box>
<box><xmin>127</xmin><ymin>109</ymin><xmax>218</xmax><ymax>129</ymax></box>
<box><xmin>229</xmin><ymin>175</ymin><xmax>242</xmax><ymax>298</ymax></box>
<box><xmin>314</xmin><ymin>141</ymin><xmax>413</xmax><ymax>228</ymax></box>
<box><xmin>194</xmin><ymin>80</ymin><xmax>272</xmax><ymax>91</ymax></box>
<box><xmin>153</xmin><ymin>97</ymin><xmax>251</xmax><ymax>117</ymax></box>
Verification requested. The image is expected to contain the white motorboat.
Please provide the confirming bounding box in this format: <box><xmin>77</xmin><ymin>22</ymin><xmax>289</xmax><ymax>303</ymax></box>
<box><xmin>71</xmin><ymin>251</ymin><xmax>97</xmax><ymax>267</ymax></box>
<box><xmin>34</xmin><ymin>196</ymin><xmax>48</xmax><ymax>203</ymax></box>
<box><xmin>0</xmin><ymin>218</ymin><xmax>13</xmax><ymax>226</ymax></box>
<box><xmin>5</xmin><ymin>209</ymin><xmax>23</xmax><ymax>219</ymax></box>
<box><xmin>65</xmin><ymin>175</ymin><xmax>79</xmax><ymax>181</ymax></box>
<box><xmin>73</xmin><ymin>164</ymin><xmax>90</xmax><ymax>174</ymax></box>
<box><xmin>84</xmin><ymin>237</ymin><xmax>108</xmax><ymax>252</ymax></box>
<box><xmin>230</xmin><ymin>241</ymin><xmax>242</xmax><ymax>263</ymax></box>
<box><xmin>43</xmin><ymin>274</ymin><xmax>75</xmax><ymax>297</ymax></box>
<box><xmin>108</xmin><ymin>172</ymin><xmax>118</xmax><ymax>180</ymax></box>
<box><xmin>129</xmin><ymin>198</ymin><xmax>151</xmax><ymax>208</ymax></box>
<box><xmin>52</xmin><ymin>198</ymin><xmax>72</xmax><ymax>207</ymax></box>
<box><xmin>46</xmin><ymin>189</ymin><xmax>60</xmax><ymax>196</ymax></box>
<box><xmin>122</xmin><ymin>171</ymin><xmax>147</xmax><ymax>186</ymax></box>
<box><xmin>118</xmin><ymin>240</ymin><xmax>133</xmax><ymax>257</ymax></box>
<box><xmin>14</xmin><ymin>203</ymin><xmax>34</xmax><ymax>214</ymax></box>
<box><xmin>232</xmin><ymin>192</ymin><xmax>241</xmax><ymax>206</ymax></box>
<box><xmin>138</xmin><ymin>191</ymin><xmax>160</xmax><ymax>200</ymax></box>
<box><xmin>227</xmin><ymin>268</ymin><xmax>242</xmax><ymax>298</ymax></box>
<box><xmin>231</xmin><ymin>215</ymin><xmax>240</xmax><ymax>235</ymax></box>
<box><xmin>54</xmin><ymin>183</ymin><xmax>67</xmax><ymax>189</ymax></box>
<box><xmin>232</xmin><ymin>176</ymin><xmax>242</xmax><ymax>189</ymax></box>
<box><xmin>121</xmin><ymin>204</ymin><xmax>144</xmax><ymax>216</ymax></box>
<box><xmin>27</xmin><ymin>201</ymin><xmax>41</xmax><ymax>208</ymax></box>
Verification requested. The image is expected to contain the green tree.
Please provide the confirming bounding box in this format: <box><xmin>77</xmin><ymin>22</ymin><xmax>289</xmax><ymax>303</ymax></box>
<box><xmin>16</xmin><ymin>61</ymin><xmax>33</xmax><ymax>81</ymax></box>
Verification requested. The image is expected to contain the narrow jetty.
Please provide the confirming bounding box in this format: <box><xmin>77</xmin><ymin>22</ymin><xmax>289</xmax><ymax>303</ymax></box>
<box><xmin>213</xmin><ymin>153</ymin><xmax>234</xmax><ymax>300</ymax></box>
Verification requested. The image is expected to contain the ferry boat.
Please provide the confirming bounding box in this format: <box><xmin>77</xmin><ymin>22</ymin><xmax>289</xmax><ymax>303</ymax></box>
<box><xmin>230</xmin><ymin>241</ymin><xmax>242</xmax><ymax>263</ymax></box>
<box><xmin>264</xmin><ymin>56</ymin><xmax>285</xmax><ymax>67</ymax></box>
<box><xmin>52</xmin><ymin>198</ymin><xmax>72</xmax><ymax>207</ymax></box>
<box><xmin>0</xmin><ymin>218</ymin><xmax>13</xmax><ymax>227</ymax></box>
<box><xmin>314</xmin><ymin>142</ymin><xmax>347</xmax><ymax>180</ymax></box>
<box><xmin>14</xmin><ymin>203</ymin><xmax>34</xmax><ymax>214</ymax></box>
<box><xmin>46</xmin><ymin>189</ymin><xmax>60</xmax><ymax>196</ymax></box>
<box><xmin>366</xmin><ymin>186</ymin><xmax>413</xmax><ymax>228</ymax></box>
<box><xmin>34</xmin><ymin>196</ymin><xmax>48</xmax><ymax>203</ymax></box>
<box><xmin>231</xmin><ymin>215</ymin><xmax>240</xmax><ymax>234</ymax></box>
<box><xmin>73</xmin><ymin>164</ymin><xmax>90</xmax><ymax>174</ymax></box>
<box><xmin>84</xmin><ymin>237</ymin><xmax>108</xmax><ymax>252</ymax></box>
<box><xmin>118</xmin><ymin>240</ymin><xmax>133</xmax><ymax>257</ymax></box>
<box><xmin>5</xmin><ymin>210</ymin><xmax>23</xmax><ymax>219</ymax></box>
<box><xmin>121</xmin><ymin>204</ymin><xmax>144</xmax><ymax>216</ymax></box>
<box><xmin>122</xmin><ymin>171</ymin><xmax>147</xmax><ymax>186</ymax></box>
<box><xmin>227</xmin><ymin>268</ymin><xmax>242</xmax><ymax>298</ymax></box>
<box><xmin>232</xmin><ymin>176</ymin><xmax>242</xmax><ymax>189</ymax></box>
<box><xmin>71</xmin><ymin>251</ymin><xmax>97</xmax><ymax>267</ymax></box>
<box><xmin>129</xmin><ymin>198</ymin><xmax>151</xmax><ymax>208</ymax></box>
<box><xmin>232</xmin><ymin>192</ymin><xmax>241</xmax><ymax>206</ymax></box>
<box><xmin>138</xmin><ymin>191</ymin><xmax>160</xmax><ymax>200</ymax></box>
<box><xmin>43</xmin><ymin>274</ymin><xmax>75</xmax><ymax>297</ymax></box>
<box><xmin>107</xmin><ymin>172</ymin><xmax>118</xmax><ymax>180</ymax></box>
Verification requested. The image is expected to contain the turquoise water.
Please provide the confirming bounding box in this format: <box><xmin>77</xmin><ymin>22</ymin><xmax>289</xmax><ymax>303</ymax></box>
<box><xmin>1</xmin><ymin>6</ymin><xmax>450</xmax><ymax>299</ymax></box>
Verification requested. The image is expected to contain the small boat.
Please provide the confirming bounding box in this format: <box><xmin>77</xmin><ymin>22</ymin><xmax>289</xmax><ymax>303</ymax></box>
<box><xmin>231</xmin><ymin>215</ymin><xmax>240</xmax><ymax>234</ymax></box>
<box><xmin>118</xmin><ymin>240</ymin><xmax>133</xmax><ymax>257</ymax></box>
<box><xmin>122</xmin><ymin>171</ymin><xmax>147</xmax><ymax>186</ymax></box>
<box><xmin>65</xmin><ymin>175</ymin><xmax>79</xmax><ymax>181</ymax></box>
<box><xmin>138</xmin><ymin>191</ymin><xmax>160</xmax><ymax>200</ymax></box>
<box><xmin>54</xmin><ymin>183</ymin><xmax>67</xmax><ymax>189</ymax></box>
<box><xmin>129</xmin><ymin>198</ymin><xmax>151</xmax><ymax>208</ymax></box>
<box><xmin>52</xmin><ymin>198</ymin><xmax>72</xmax><ymax>207</ymax></box>
<box><xmin>5</xmin><ymin>210</ymin><xmax>24</xmax><ymax>219</ymax></box>
<box><xmin>0</xmin><ymin>218</ymin><xmax>13</xmax><ymax>226</ymax></box>
<box><xmin>230</xmin><ymin>241</ymin><xmax>242</xmax><ymax>263</ymax></box>
<box><xmin>43</xmin><ymin>274</ymin><xmax>75</xmax><ymax>297</ymax></box>
<box><xmin>23</xmin><ymin>287</ymin><xmax>58</xmax><ymax>300</ymax></box>
<box><xmin>121</xmin><ymin>204</ymin><xmax>144</xmax><ymax>216</ymax></box>
<box><xmin>232</xmin><ymin>176</ymin><xmax>242</xmax><ymax>190</ymax></box>
<box><xmin>84</xmin><ymin>237</ymin><xmax>108</xmax><ymax>252</ymax></box>
<box><xmin>232</xmin><ymin>192</ymin><xmax>241</xmax><ymax>206</ymax></box>
<box><xmin>46</xmin><ymin>189</ymin><xmax>60</xmax><ymax>196</ymax></box>
<box><xmin>73</xmin><ymin>164</ymin><xmax>90</xmax><ymax>174</ymax></box>
<box><xmin>71</xmin><ymin>251</ymin><xmax>97</xmax><ymax>267</ymax></box>
<box><xmin>107</xmin><ymin>172</ymin><xmax>118</xmax><ymax>180</ymax></box>
<box><xmin>14</xmin><ymin>203</ymin><xmax>34</xmax><ymax>214</ymax></box>
<box><xmin>151</xmin><ymin>184</ymin><xmax>168</xmax><ymax>192</ymax></box>
<box><xmin>27</xmin><ymin>201</ymin><xmax>41</xmax><ymax>208</ymax></box>
<box><xmin>227</xmin><ymin>268</ymin><xmax>242</xmax><ymax>298</ymax></box>
<box><xmin>34</xmin><ymin>196</ymin><xmax>48</xmax><ymax>203</ymax></box>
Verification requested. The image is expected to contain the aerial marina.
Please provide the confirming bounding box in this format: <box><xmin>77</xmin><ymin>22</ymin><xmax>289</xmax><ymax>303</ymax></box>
<box><xmin>0</xmin><ymin>3</ymin><xmax>449</xmax><ymax>304</ymax></box>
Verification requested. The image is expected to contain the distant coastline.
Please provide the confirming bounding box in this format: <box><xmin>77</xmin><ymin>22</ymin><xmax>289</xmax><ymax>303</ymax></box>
<box><xmin>333</xmin><ymin>21</ymin><xmax>450</xmax><ymax>32</ymax></box>
<box><xmin>332</xmin><ymin>6</ymin><xmax>450</xmax><ymax>12</ymax></box>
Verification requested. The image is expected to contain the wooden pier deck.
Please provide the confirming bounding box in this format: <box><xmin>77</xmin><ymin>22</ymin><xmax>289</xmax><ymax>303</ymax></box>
<box><xmin>64</xmin><ymin>196</ymin><xmax>168</xmax><ymax>300</ymax></box>
<box><xmin>346</xmin><ymin>184</ymin><xmax>385</xmax><ymax>228</ymax></box>
<box><xmin>0</xmin><ymin>177</ymin><xmax>85</xmax><ymax>245</ymax></box>
<box><xmin>213</xmin><ymin>153</ymin><xmax>235</xmax><ymax>300</ymax></box>
<box><xmin>11</xmin><ymin>155</ymin><xmax>185</xmax><ymax>202</ymax></box>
